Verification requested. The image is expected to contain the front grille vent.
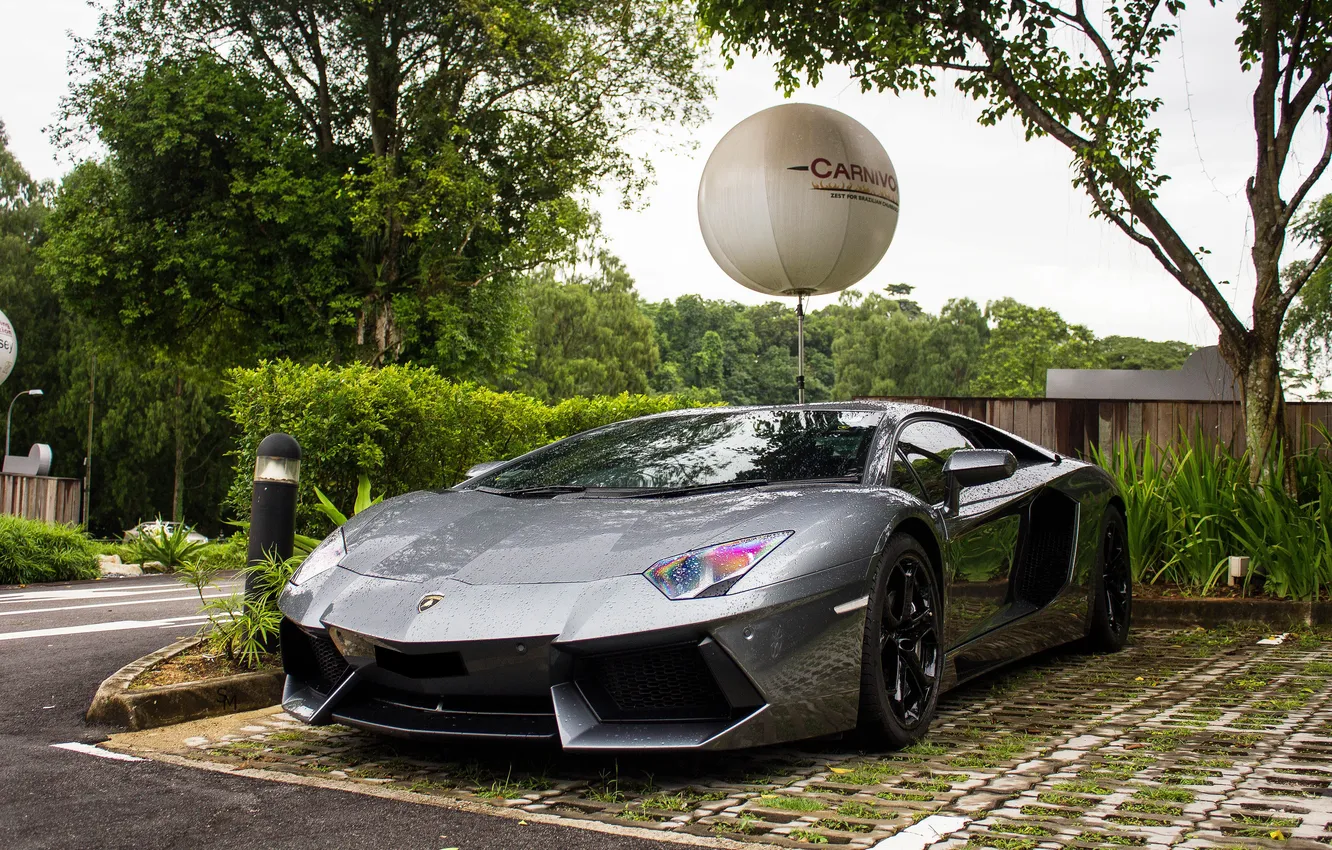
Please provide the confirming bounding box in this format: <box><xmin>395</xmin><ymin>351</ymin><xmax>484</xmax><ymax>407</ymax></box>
<box><xmin>308</xmin><ymin>631</ymin><xmax>352</xmax><ymax>693</ymax></box>
<box><xmin>577</xmin><ymin>644</ymin><xmax>730</xmax><ymax>721</ymax></box>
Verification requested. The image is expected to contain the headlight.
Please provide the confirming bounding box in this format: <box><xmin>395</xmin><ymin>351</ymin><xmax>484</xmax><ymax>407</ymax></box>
<box><xmin>290</xmin><ymin>528</ymin><xmax>346</xmax><ymax>586</ymax></box>
<box><xmin>644</xmin><ymin>532</ymin><xmax>792</xmax><ymax>600</ymax></box>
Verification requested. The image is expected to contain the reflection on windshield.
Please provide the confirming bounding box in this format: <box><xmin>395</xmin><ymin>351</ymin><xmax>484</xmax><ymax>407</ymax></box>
<box><xmin>471</xmin><ymin>409</ymin><xmax>883</xmax><ymax>491</ymax></box>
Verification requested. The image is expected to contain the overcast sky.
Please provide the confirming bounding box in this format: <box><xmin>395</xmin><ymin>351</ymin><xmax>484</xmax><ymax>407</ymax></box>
<box><xmin>3</xmin><ymin>1</ymin><xmax>1328</xmax><ymax>348</ymax></box>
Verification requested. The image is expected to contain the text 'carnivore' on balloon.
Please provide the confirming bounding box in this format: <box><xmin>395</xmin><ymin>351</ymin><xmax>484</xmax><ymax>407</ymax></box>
<box><xmin>697</xmin><ymin>103</ymin><xmax>900</xmax><ymax>297</ymax></box>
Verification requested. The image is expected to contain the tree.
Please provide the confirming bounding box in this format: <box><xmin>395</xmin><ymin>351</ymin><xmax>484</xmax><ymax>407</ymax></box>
<box><xmin>823</xmin><ymin>287</ymin><xmax>988</xmax><ymax>398</ymax></box>
<box><xmin>511</xmin><ymin>254</ymin><xmax>661</xmax><ymax>400</ymax></box>
<box><xmin>700</xmin><ymin>0</ymin><xmax>1332</xmax><ymax>482</ymax></box>
<box><xmin>69</xmin><ymin>0</ymin><xmax>711</xmax><ymax>367</ymax></box>
<box><xmin>44</xmin><ymin>57</ymin><xmax>353</xmax><ymax>366</ymax></box>
<box><xmin>1283</xmin><ymin>194</ymin><xmax>1332</xmax><ymax>397</ymax></box>
<box><xmin>971</xmin><ymin>298</ymin><xmax>1102</xmax><ymax>397</ymax></box>
<box><xmin>1</xmin><ymin>124</ymin><xmax>232</xmax><ymax>533</ymax></box>
<box><xmin>1097</xmin><ymin>336</ymin><xmax>1195</xmax><ymax>371</ymax></box>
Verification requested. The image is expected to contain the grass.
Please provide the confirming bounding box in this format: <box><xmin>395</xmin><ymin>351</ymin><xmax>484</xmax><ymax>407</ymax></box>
<box><xmin>1134</xmin><ymin>786</ymin><xmax>1195</xmax><ymax>802</ymax></box>
<box><xmin>0</xmin><ymin>515</ymin><xmax>100</xmax><ymax>584</ymax></box>
<box><xmin>836</xmin><ymin>801</ymin><xmax>883</xmax><ymax>819</ymax></box>
<box><xmin>1052</xmin><ymin>780</ymin><xmax>1113</xmax><ymax>795</ymax></box>
<box><xmin>757</xmin><ymin>795</ymin><xmax>826</xmax><ymax>812</ymax></box>
<box><xmin>788</xmin><ymin>829</ymin><xmax>829</xmax><ymax>844</ymax></box>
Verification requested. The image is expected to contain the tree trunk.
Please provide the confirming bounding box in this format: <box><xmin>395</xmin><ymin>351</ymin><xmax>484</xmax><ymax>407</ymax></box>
<box><xmin>358</xmin><ymin>4</ymin><xmax>405</xmax><ymax>366</ymax></box>
<box><xmin>171</xmin><ymin>375</ymin><xmax>185</xmax><ymax>522</ymax></box>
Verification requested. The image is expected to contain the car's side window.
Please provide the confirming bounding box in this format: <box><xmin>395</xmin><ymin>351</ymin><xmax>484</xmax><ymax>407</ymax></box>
<box><xmin>894</xmin><ymin>420</ymin><xmax>975</xmax><ymax>505</ymax></box>
<box><xmin>891</xmin><ymin>448</ymin><xmax>928</xmax><ymax>502</ymax></box>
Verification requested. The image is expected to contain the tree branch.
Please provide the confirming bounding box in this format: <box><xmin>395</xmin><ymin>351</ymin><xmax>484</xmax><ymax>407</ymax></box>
<box><xmin>1280</xmin><ymin>236</ymin><xmax>1332</xmax><ymax>311</ymax></box>
<box><xmin>1082</xmin><ymin>169</ymin><xmax>1183</xmax><ymax>281</ymax></box>
<box><xmin>1284</xmin><ymin>98</ymin><xmax>1332</xmax><ymax>226</ymax></box>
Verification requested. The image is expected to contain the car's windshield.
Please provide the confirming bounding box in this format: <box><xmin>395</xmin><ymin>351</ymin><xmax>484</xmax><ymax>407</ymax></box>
<box><xmin>470</xmin><ymin>408</ymin><xmax>883</xmax><ymax>492</ymax></box>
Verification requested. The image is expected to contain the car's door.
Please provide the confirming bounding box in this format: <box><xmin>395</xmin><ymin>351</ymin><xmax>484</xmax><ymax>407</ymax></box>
<box><xmin>890</xmin><ymin>418</ymin><xmax>1022</xmax><ymax>650</ymax></box>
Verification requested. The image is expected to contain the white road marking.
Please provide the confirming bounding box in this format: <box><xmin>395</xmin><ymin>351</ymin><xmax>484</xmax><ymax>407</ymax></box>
<box><xmin>0</xmin><ymin>583</ymin><xmax>239</xmax><ymax>604</ymax></box>
<box><xmin>0</xmin><ymin>615</ymin><xmax>210</xmax><ymax>641</ymax></box>
<box><xmin>871</xmin><ymin>815</ymin><xmax>970</xmax><ymax>849</ymax></box>
<box><xmin>0</xmin><ymin>593</ymin><xmax>231</xmax><ymax>617</ymax></box>
<box><xmin>51</xmin><ymin>742</ymin><xmax>145</xmax><ymax>762</ymax></box>
<box><xmin>833</xmin><ymin>595</ymin><xmax>869</xmax><ymax>614</ymax></box>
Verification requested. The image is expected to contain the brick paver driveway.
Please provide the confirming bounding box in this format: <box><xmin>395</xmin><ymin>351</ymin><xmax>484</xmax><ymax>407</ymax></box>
<box><xmin>105</xmin><ymin>628</ymin><xmax>1332</xmax><ymax>848</ymax></box>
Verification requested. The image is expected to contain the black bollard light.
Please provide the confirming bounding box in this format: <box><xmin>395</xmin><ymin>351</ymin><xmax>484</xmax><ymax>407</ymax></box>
<box><xmin>246</xmin><ymin>433</ymin><xmax>301</xmax><ymax>602</ymax></box>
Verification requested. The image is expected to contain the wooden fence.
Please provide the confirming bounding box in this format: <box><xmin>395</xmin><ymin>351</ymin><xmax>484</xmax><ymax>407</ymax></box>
<box><xmin>862</xmin><ymin>397</ymin><xmax>1332</xmax><ymax>459</ymax></box>
<box><xmin>0</xmin><ymin>473</ymin><xmax>83</xmax><ymax>525</ymax></box>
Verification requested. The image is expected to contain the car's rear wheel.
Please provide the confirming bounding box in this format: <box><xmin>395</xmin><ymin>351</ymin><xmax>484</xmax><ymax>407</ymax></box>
<box><xmin>1086</xmin><ymin>506</ymin><xmax>1132</xmax><ymax>652</ymax></box>
<box><xmin>857</xmin><ymin>534</ymin><xmax>942</xmax><ymax>749</ymax></box>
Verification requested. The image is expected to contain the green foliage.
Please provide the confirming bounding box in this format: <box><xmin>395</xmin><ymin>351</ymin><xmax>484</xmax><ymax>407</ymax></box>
<box><xmin>510</xmin><ymin>254</ymin><xmax>661</xmax><ymax>401</ymax></box>
<box><xmin>204</xmin><ymin>554</ymin><xmax>299</xmax><ymax>669</ymax></box>
<box><xmin>196</xmin><ymin>535</ymin><xmax>247</xmax><ymax>572</ymax></box>
<box><xmin>174</xmin><ymin>558</ymin><xmax>222</xmax><ymax>609</ymax></box>
<box><xmin>0</xmin><ymin>516</ymin><xmax>99</xmax><ymax>585</ymax></box>
<box><xmin>826</xmin><ymin>288</ymin><xmax>989</xmax><ymax>398</ymax></box>
<box><xmin>972</xmin><ymin>298</ymin><xmax>1103</xmax><ymax>397</ymax></box>
<box><xmin>128</xmin><ymin>521</ymin><xmax>206</xmax><ymax>571</ymax></box>
<box><xmin>65</xmin><ymin>0</ymin><xmax>710</xmax><ymax>368</ymax></box>
<box><xmin>313</xmin><ymin>474</ymin><xmax>383</xmax><ymax>530</ymax></box>
<box><xmin>1096</xmin><ymin>428</ymin><xmax>1332</xmax><ymax>599</ymax></box>
<box><xmin>225</xmin><ymin>360</ymin><xmax>708</xmax><ymax>533</ymax></box>
<box><xmin>1096</xmin><ymin>336</ymin><xmax>1195</xmax><ymax>371</ymax></box>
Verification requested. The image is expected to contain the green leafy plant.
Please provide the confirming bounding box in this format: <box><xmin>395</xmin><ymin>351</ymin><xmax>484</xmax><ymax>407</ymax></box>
<box><xmin>128</xmin><ymin>520</ymin><xmax>206</xmax><ymax>572</ymax></box>
<box><xmin>0</xmin><ymin>516</ymin><xmax>100</xmax><ymax>584</ymax></box>
<box><xmin>174</xmin><ymin>559</ymin><xmax>222</xmax><ymax>609</ymax></box>
<box><xmin>202</xmin><ymin>554</ymin><xmax>300</xmax><ymax>669</ymax></box>
<box><xmin>1097</xmin><ymin>426</ymin><xmax>1332</xmax><ymax>599</ymax></box>
<box><xmin>313</xmin><ymin>473</ymin><xmax>382</xmax><ymax>528</ymax></box>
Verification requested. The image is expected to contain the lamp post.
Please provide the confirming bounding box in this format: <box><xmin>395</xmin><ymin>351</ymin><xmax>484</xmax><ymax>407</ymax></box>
<box><xmin>5</xmin><ymin>389</ymin><xmax>43</xmax><ymax>458</ymax></box>
<box><xmin>245</xmin><ymin>433</ymin><xmax>301</xmax><ymax>603</ymax></box>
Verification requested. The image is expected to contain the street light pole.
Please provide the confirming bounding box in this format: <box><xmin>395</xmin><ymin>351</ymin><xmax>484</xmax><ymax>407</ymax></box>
<box><xmin>5</xmin><ymin>389</ymin><xmax>44</xmax><ymax>459</ymax></box>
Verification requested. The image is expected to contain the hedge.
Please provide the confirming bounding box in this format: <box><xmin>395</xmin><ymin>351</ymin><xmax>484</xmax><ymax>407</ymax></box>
<box><xmin>225</xmin><ymin>360</ymin><xmax>716</xmax><ymax>533</ymax></box>
<box><xmin>0</xmin><ymin>516</ymin><xmax>100</xmax><ymax>585</ymax></box>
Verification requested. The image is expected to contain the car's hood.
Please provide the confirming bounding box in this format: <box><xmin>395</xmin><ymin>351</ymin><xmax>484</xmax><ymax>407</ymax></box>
<box><xmin>336</xmin><ymin>488</ymin><xmax>804</xmax><ymax>585</ymax></box>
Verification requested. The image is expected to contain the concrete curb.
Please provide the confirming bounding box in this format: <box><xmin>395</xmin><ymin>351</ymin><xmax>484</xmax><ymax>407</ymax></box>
<box><xmin>86</xmin><ymin>636</ymin><xmax>283</xmax><ymax>731</ymax></box>
<box><xmin>1134</xmin><ymin>596</ymin><xmax>1332</xmax><ymax>629</ymax></box>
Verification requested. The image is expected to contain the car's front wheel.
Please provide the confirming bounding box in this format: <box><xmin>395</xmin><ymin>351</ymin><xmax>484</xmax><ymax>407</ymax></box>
<box><xmin>857</xmin><ymin>534</ymin><xmax>942</xmax><ymax>749</ymax></box>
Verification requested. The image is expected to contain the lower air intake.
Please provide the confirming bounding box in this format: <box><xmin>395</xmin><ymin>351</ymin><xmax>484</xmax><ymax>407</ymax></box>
<box><xmin>576</xmin><ymin>643</ymin><xmax>730</xmax><ymax>722</ymax></box>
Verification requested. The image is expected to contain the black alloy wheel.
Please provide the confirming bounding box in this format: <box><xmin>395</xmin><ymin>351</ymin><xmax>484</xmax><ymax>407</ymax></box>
<box><xmin>858</xmin><ymin>535</ymin><xmax>942</xmax><ymax>748</ymax></box>
<box><xmin>1087</xmin><ymin>506</ymin><xmax>1132</xmax><ymax>651</ymax></box>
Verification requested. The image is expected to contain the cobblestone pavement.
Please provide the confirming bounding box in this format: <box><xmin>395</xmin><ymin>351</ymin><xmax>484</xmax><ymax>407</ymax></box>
<box><xmin>105</xmin><ymin>628</ymin><xmax>1332</xmax><ymax>848</ymax></box>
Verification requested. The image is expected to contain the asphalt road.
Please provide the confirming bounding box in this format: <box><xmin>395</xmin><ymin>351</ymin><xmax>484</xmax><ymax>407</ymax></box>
<box><xmin>0</xmin><ymin>574</ymin><xmax>674</xmax><ymax>850</ymax></box>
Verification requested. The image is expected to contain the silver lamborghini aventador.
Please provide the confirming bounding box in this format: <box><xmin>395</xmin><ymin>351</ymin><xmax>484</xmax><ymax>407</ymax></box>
<box><xmin>278</xmin><ymin>402</ymin><xmax>1131</xmax><ymax>750</ymax></box>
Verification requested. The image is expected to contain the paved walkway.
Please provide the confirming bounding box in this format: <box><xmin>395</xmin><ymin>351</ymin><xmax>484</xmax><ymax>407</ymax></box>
<box><xmin>102</xmin><ymin>628</ymin><xmax>1332</xmax><ymax>848</ymax></box>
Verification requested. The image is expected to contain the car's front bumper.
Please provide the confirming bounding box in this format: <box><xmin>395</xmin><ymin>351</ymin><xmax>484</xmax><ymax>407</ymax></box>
<box><xmin>278</xmin><ymin>559</ymin><xmax>870</xmax><ymax>750</ymax></box>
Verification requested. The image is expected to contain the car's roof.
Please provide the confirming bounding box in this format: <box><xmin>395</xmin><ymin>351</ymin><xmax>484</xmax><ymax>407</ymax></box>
<box><xmin>631</xmin><ymin>402</ymin><xmax>1056</xmax><ymax>461</ymax></box>
<box><xmin>633</xmin><ymin>400</ymin><xmax>958</xmax><ymax>429</ymax></box>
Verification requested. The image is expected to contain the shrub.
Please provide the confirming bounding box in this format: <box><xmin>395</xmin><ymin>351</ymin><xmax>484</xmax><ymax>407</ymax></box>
<box><xmin>0</xmin><ymin>516</ymin><xmax>100</xmax><ymax>584</ymax></box>
<box><xmin>128</xmin><ymin>522</ymin><xmax>207</xmax><ymax>572</ymax></box>
<box><xmin>203</xmin><ymin>554</ymin><xmax>299</xmax><ymax>669</ymax></box>
<box><xmin>1097</xmin><ymin>427</ymin><xmax>1332</xmax><ymax>599</ymax></box>
<box><xmin>225</xmin><ymin>360</ymin><xmax>713</xmax><ymax>533</ymax></box>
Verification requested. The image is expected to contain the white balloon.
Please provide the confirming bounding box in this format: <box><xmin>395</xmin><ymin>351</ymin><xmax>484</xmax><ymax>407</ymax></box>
<box><xmin>0</xmin><ymin>308</ymin><xmax>15</xmax><ymax>386</ymax></box>
<box><xmin>698</xmin><ymin>103</ymin><xmax>900</xmax><ymax>297</ymax></box>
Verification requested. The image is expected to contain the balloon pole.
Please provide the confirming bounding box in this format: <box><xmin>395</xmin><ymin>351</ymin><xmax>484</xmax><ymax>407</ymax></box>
<box><xmin>796</xmin><ymin>293</ymin><xmax>806</xmax><ymax>405</ymax></box>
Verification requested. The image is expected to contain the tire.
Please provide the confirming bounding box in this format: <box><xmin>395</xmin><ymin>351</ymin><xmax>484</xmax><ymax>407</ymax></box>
<box><xmin>857</xmin><ymin>534</ymin><xmax>943</xmax><ymax>749</ymax></box>
<box><xmin>1086</xmin><ymin>505</ymin><xmax>1132</xmax><ymax>652</ymax></box>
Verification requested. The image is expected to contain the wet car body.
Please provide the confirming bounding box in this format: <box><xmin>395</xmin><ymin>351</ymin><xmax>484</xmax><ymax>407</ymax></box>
<box><xmin>278</xmin><ymin>402</ymin><xmax>1124</xmax><ymax>750</ymax></box>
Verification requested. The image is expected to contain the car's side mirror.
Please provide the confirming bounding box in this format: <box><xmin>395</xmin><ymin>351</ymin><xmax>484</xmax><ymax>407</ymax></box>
<box><xmin>943</xmin><ymin>449</ymin><xmax>1018</xmax><ymax>514</ymax></box>
<box><xmin>465</xmin><ymin>460</ymin><xmax>505</xmax><ymax>479</ymax></box>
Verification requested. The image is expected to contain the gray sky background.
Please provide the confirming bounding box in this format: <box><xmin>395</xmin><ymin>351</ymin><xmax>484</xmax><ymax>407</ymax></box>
<box><xmin>3</xmin><ymin>0</ymin><xmax>1328</xmax><ymax>349</ymax></box>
